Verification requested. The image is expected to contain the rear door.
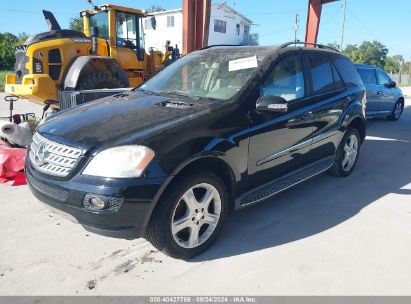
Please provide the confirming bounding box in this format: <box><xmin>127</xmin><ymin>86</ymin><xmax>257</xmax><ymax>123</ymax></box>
<box><xmin>304</xmin><ymin>53</ymin><xmax>351</xmax><ymax>162</ymax></box>
<box><xmin>356</xmin><ymin>67</ymin><xmax>380</xmax><ymax>112</ymax></box>
<box><xmin>375</xmin><ymin>68</ymin><xmax>396</xmax><ymax>111</ymax></box>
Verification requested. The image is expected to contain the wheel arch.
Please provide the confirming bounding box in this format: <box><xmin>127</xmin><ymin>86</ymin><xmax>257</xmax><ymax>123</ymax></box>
<box><xmin>346</xmin><ymin>116</ymin><xmax>366</xmax><ymax>143</ymax></box>
<box><xmin>62</xmin><ymin>56</ymin><xmax>129</xmax><ymax>90</ymax></box>
<box><xmin>141</xmin><ymin>155</ymin><xmax>238</xmax><ymax>231</ymax></box>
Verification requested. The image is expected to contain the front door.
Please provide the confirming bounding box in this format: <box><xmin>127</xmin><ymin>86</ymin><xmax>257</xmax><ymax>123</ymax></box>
<box><xmin>375</xmin><ymin>68</ymin><xmax>396</xmax><ymax>112</ymax></box>
<box><xmin>247</xmin><ymin>53</ymin><xmax>315</xmax><ymax>190</ymax></box>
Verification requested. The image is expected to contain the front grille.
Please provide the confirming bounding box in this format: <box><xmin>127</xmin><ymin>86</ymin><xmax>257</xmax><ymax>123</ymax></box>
<box><xmin>27</xmin><ymin>173</ymin><xmax>69</xmax><ymax>202</ymax></box>
<box><xmin>29</xmin><ymin>132</ymin><xmax>83</xmax><ymax>177</ymax></box>
<box><xmin>15</xmin><ymin>47</ymin><xmax>29</xmax><ymax>84</ymax></box>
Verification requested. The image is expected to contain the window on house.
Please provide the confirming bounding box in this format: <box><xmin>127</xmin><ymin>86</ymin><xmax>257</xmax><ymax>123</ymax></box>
<box><xmin>144</xmin><ymin>19</ymin><xmax>153</xmax><ymax>30</ymax></box>
<box><xmin>167</xmin><ymin>15</ymin><xmax>175</xmax><ymax>27</ymax></box>
<box><xmin>214</xmin><ymin>19</ymin><xmax>226</xmax><ymax>33</ymax></box>
<box><xmin>236</xmin><ymin>24</ymin><xmax>240</xmax><ymax>35</ymax></box>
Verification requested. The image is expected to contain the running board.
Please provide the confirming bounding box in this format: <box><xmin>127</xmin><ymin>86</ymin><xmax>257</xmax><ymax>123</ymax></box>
<box><xmin>237</xmin><ymin>157</ymin><xmax>334</xmax><ymax>208</ymax></box>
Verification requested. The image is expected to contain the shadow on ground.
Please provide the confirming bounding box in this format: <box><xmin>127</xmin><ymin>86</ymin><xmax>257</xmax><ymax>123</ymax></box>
<box><xmin>193</xmin><ymin>105</ymin><xmax>411</xmax><ymax>261</ymax></box>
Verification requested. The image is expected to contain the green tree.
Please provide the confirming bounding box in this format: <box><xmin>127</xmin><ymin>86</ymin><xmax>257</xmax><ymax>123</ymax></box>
<box><xmin>69</xmin><ymin>16</ymin><xmax>84</xmax><ymax>33</ymax></box>
<box><xmin>326</xmin><ymin>42</ymin><xmax>339</xmax><ymax>50</ymax></box>
<box><xmin>343</xmin><ymin>44</ymin><xmax>361</xmax><ymax>62</ymax></box>
<box><xmin>384</xmin><ymin>55</ymin><xmax>403</xmax><ymax>74</ymax></box>
<box><xmin>344</xmin><ymin>41</ymin><xmax>388</xmax><ymax>68</ymax></box>
<box><xmin>145</xmin><ymin>5</ymin><xmax>165</xmax><ymax>13</ymax></box>
<box><xmin>0</xmin><ymin>32</ymin><xmax>18</xmax><ymax>70</ymax></box>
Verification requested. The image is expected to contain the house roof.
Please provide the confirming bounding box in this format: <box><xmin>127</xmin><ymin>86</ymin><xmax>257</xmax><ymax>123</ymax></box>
<box><xmin>213</xmin><ymin>2</ymin><xmax>253</xmax><ymax>25</ymax></box>
<box><xmin>146</xmin><ymin>2</ymin><xmax>253</xmax><ymax>25</ymax></box>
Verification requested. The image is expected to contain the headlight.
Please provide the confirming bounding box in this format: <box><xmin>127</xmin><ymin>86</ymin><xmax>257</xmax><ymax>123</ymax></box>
<box><xmin>82</xmin><ymin>145</ymin><xmax>155</xmax><ymax>178</ymax></box>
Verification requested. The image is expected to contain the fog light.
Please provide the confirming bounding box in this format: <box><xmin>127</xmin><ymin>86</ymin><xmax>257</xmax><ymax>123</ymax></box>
<box><xmin>83</xmin><ymin>193</ymin><xmax>124</xmax><ymax>211</ymax></box>
<box><xmin>89</xmin><ymin>197</ymin><xmax>107</xmax><ymax>209</ymax></box>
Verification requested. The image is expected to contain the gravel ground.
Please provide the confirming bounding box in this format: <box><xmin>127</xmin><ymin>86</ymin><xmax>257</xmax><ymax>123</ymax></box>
<box><xmin>1</xmin><ymin>90</ymin><xmax>411</xmax><ymax>295</ymax></box>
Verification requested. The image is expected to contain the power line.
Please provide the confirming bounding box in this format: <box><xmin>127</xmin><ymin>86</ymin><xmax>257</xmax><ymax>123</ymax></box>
<box><xmin>346</xmin><ymin>6</ymin><xmax>377</xmax><ymax>39</ymax></box>
<box><xmin>259</xmin><ymin>27</ymin><xmax>294</xmax><ymax>37</ymax></box>
<box><xmin>0</xmin><ymin>8</ymin><xmax>76</xmax><ymax>16</ymax></box>
<box><xmin>247</xmin><ymin>9</ymin><xmax>304</xmax><ymax>16</ymax></box>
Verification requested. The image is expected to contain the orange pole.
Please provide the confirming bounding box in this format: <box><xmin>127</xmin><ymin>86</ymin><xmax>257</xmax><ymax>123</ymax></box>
<box><xmin>305</xmin><ymin>0</ymin><xmax>338</xmax><ymax>46</ymax></box>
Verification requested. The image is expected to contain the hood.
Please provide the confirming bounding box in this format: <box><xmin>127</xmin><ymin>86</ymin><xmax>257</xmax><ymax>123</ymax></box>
<box><xmin>38</xmin><ymin>91</ymin><xmax>214</xmax><ymax>151</ymax></box>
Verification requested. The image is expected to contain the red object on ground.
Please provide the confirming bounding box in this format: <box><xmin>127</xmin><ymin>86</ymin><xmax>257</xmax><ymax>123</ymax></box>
<box><xmin>0</xmin><ymin>140</ymin><xmax>27</xmax><ymax>186</ymax></box>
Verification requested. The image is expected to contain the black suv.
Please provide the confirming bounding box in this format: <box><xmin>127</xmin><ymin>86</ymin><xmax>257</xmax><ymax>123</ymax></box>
<box><xmin>27</xmin><ymin>43</ymin><xmax>366</xmax><ymax>259</ymax></box>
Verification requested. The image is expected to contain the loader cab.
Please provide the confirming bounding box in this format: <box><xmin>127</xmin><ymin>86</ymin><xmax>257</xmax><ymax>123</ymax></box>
<box><xmin>82</xmin><ymin>4</ymin><xmax>148</xmax><ymax>69</ymax></box>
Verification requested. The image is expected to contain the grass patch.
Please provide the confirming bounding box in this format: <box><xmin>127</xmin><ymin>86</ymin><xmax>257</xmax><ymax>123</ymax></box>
<box><xmin>398</xmin><ymin>83</ymin><xmax>411</xmax><ymax>87</ymax></box>
<box><xmin>0</xmin><ymin>70</ymin><xmax>13</xmax><ymax>92</ymax></box>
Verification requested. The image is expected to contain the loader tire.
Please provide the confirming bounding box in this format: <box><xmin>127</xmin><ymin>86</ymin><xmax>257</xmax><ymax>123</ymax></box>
<box><xmin>77</xmin><ymin>71</ymin><xmax>126</xmax><ymax>90</ymax></box>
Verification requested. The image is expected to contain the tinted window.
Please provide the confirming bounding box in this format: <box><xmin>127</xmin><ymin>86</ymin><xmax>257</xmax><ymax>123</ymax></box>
<box><xmin>331</xmin><ymin>63</ymin><xmax>345</xmax><ymax>89</ymax></box>
<box><xmin>261</xmin><ymin>55</ymin><xmax>305</xmax><ymax>101</ymax></box>
<box><xmin>334</xmin><ymin>57</ymin><xmax>363</xmax><ymax>88</ymax></box>
<box><xmin>307</xmin><ymin>55</ymin><xmax>334</xmax><ymax>95</ymax></box>
<box><xmin>376</xmin><ymin>69</ymin><xmax>391</xmax><ymax>85</ymax></box>
<box><xmin>357</xmin><ymin>68</ymin><xmax>377</xmax><ymax>85</ymax></box>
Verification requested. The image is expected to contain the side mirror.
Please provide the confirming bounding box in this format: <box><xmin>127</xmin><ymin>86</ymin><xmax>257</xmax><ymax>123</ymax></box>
<box><xmin>256</xmin><ymin>95</ymin><xmax>288</xmax><ymax>113</ymax></box>
<box><xmin>151</xmin><ymin>16</ymin><xmax>157</xmax><ymax>30</ymax></box>
<box><xmin>384</xmin><ymin>80</ymin><xmax>396</xmax><ymax>88</ymax></box>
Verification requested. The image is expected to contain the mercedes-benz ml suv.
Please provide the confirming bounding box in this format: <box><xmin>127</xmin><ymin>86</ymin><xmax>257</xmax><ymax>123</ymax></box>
<box><xmin>27</xmin><ymin>43</ymin><xmax>366</xmax><ymax>259</ymax></box>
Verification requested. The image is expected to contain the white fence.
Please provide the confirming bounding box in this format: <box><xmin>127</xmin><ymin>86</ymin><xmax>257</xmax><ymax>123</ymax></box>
<box><xmin>389</xmin><ymin>73</ymin><xmax>410</xmax><ymax>84</ymax></box>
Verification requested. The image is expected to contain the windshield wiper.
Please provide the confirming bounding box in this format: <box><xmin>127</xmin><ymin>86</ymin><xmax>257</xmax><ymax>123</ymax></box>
<box><xmin>134</xmin><ymin>88</ymin><xmax>154</xmax><ymax>95</ymax></box>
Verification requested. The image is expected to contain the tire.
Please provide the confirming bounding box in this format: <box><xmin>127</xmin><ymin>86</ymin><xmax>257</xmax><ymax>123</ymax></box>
<box><xmin>329</xmin><ymin>127</ymin><xmax>361</xmax><ymax>177</ymax></box>
<box><xmin>146</xmin><ymin>171</ymin><xmax>228</xmax><ymax>259</ymax></box>
<box><xmin>77</xmin><ymin>71</ymin><xmax>126</xmax><ymax>90</ymax></box>
<box><xmin>387</xmin><ymin>100</ymin><xmax>404</xmax><ymax>121</ymax></box>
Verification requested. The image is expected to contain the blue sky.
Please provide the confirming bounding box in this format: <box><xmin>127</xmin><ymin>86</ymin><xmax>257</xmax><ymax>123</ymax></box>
<box><xmin>0</xmin><ymin>0</ymin><xmax>410</xmax><ymax>58</ymax></box>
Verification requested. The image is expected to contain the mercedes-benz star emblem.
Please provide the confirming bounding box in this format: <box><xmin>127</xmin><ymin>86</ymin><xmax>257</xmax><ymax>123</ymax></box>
<box><xmin>34</xmin><ymin>143</ymin><xmax>48</xmax><ymax>167</ymax></box>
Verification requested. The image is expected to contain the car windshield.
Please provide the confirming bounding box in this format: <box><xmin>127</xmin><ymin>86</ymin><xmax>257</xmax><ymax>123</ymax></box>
<box><xmin>139</xmin><ymin>51</ymin><xmax>266</xmax><ymax>101</ymax></box>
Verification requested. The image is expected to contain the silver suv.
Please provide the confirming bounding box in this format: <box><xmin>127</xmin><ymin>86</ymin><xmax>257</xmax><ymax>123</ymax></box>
<box><xmin>355</xmin><ymin>64</ymin><xmax>404</xmax><ymax>120</ymax></box>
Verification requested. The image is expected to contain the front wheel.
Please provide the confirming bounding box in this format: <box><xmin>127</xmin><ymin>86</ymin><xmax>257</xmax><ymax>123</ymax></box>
<box><xmin>329</xmin><ymin>128</ymin><xmax>361</xmax><ymax>177</ymax></box>
<box><xmin>146</xmin><ymin>172</ymin><xmax>228</xmax><ymax>259</ymax></box>
<box><xmin>387</xmin><ymin>100</ymin><xmax>404</xmax><ymax>121</ymax></box>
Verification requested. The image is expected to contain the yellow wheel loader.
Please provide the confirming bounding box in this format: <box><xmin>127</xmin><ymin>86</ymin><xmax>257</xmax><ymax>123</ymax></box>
<box><xmin>4</xmin><ymin>4</ymin><xmax>179</xmax><ymax>110</ymax></box>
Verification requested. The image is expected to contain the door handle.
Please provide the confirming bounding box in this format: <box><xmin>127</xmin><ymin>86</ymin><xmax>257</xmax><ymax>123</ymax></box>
<box><xmin>377</xmin><ymin>91</ymin><xmax>385</xmax><ymax>95</ymax></box>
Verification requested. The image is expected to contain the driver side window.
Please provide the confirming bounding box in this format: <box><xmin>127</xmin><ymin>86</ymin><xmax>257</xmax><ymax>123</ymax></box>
<box><xmin>376</xmin><ymin>69</ymin><xmax>391</xmax><ymax>86</ymax></box>
<box><xmin>260</xmin><ymin>55</ymin><xmax>305</xmax><ymax>102</ymax></box>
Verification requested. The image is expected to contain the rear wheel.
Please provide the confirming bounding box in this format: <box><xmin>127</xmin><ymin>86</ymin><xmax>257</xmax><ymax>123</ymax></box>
<box><xmin>146</xmin><ymin>172</ymin><xmax>227</xmax><ymax>259</ymax></box>
<box><xmin>77</xmin><ymin>71</ymin><xmax>125</xmax><ymax>90</ymax></box>
<box><xmin>329</xmin><ymin>128</ymin><xmax>361</xmax><ymax>177</ymax></box>
<box><xmin>387</xmin><ymin>100</ymin><xmax>403</xmax><ymax>121</ymax></box>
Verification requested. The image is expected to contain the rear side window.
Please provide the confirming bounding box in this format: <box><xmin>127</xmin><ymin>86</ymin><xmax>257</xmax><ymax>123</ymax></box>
<box><xmin>334</xmin><ymin>57</ymin><xmax>363</xmax><ymax>88</ymax></box>
<box><xmin>357</xmin><ymin>68</ymin><xmax>377</xmax><ymax>85</ymax></box>
<box><xmin>306</xmin><ymin>55</ymin><xmax>334</xmax><ymax>95</ymax></box>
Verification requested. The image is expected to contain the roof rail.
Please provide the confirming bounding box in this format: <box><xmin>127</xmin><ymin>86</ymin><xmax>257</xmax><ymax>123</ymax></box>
<box><xmin>199</xmin><ymin>44</ymin><xmax>240</xmax><ymax>50</ymax></box>
<box><xmin>279</xmin><ymin>41</ymin><xmax>340</xmax><ymax>53</ymax></box>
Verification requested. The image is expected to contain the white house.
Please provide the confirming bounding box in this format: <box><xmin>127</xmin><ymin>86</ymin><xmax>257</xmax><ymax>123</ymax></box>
<box><xmin>143</xmin><ymin>2</ymin><xmax>254</xmax><ymax>53</ymax></box>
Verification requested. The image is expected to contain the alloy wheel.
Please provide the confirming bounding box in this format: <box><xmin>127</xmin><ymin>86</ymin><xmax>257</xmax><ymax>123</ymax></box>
<box><xmin>342</xmin><ymin>134</ymin><xmax>359</xmax><ymax>172</ymax></box>
<box><xmin>171</xmin><ymin>183</ymin><xmax>222</xmax><ymax>249</ymax></box>
<box><xmin>394</xmin><ymin>102</ymin><xmax>403</xmax><ymax>119</ymax></box>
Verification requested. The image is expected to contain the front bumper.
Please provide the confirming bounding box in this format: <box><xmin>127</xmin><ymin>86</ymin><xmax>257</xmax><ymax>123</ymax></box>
<box><xmin>5</xmin><ymin>73</ymin><xmax>57</xmax><ymax>104</ymax></box>
<box><xmin>25</xmin><ymin>161</ymin><xmax>166</xmax><ymax>239</ymax></box>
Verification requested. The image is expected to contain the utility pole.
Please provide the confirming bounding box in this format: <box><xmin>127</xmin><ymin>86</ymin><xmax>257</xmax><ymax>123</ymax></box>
<box><xmin>398</xmin><ymin>59</ymin><xmax>404</xmax><ymax>85</ymax></box>
<box><xmin>408</xmin><ymin>58</ymin><xmax>411</xmax><ymax>84</ymax></box>
<box><xmin>294</xmin><ymin>13</ymin><xmax>300</xmax><ymax>43</ymax></box>
<box><xmin>339</xmin><ymin>0</ymin><xmax>347</xmax><ymax>52</ymax></box>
